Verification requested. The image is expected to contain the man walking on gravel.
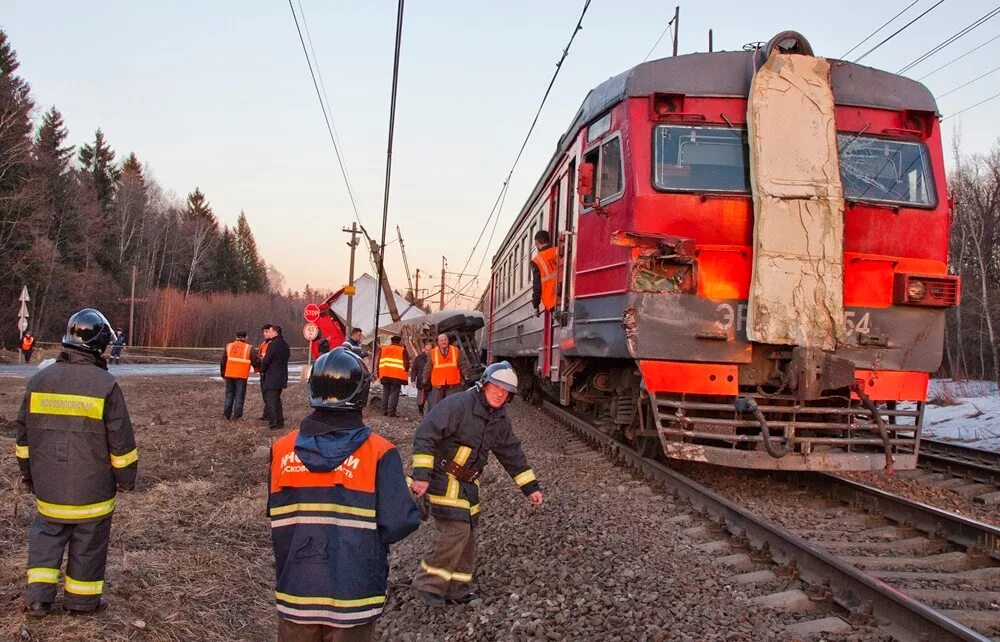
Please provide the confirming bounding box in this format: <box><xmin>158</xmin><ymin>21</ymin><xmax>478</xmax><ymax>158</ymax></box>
<box><xmin>269</xmin><ymin>347</ymin><xmax>420</xmax><ymax>640</ymax></box>
<box><xmin>14</xmin><ymin>308</ymin><xmax>137</xmax><ymax>617</ymax></box>
<box><xmin>260</xmin><ymin>324</ymin><xmax>290</xmax><ymax>430</ymax></box>
<box><xmin>409</xmin><ymin>361</ymin><xmax>542</xmax><ymax>606</ymax></box>
<box><xmin>420</xmin><ymin>333</ymin><xmax>471</xmax><ymax>411</ymax></box>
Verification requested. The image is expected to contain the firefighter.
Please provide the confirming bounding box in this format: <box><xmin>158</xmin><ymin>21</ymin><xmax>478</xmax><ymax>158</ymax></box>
<box><xmin>419</xmin><ymin>333</ymin><xmax>471</xmax><ymax>411</ymax></box>
<box><xmin>220</xmin><ymin>330</ymin><xmax>256</xmax><ymax>420</ymax></box>
<box><xmin>14</xmin><ymin>308</ymin><xmax>137</xmax><ymax>617</ymax></box>
<box><xmin>269</xmin><ymin>347</ymin><xmax>420</xmax><ymax>640</ymax></box>
<box><xmin>531</xmin><ymin>230</ymin><xmax>558</xmax><ymax>316</ymax></box>
<box><xmin>409</xmin><ymin>339</ymin><xmax>434</xmax><ymax>417</ymax></box>
<box><xmin>20</xmin><ymin>331</ymin><xmax>35</xmax><ymax>363</ymax></box>
<box><xmin>377</xmin><ymin>335</ymin><xmax>409</xmax><ymax>417</ymax></box>
<box><xmin>410</xmin><ymin>361</ymin><xmax>542</xmax><ymax>606</ymax></box>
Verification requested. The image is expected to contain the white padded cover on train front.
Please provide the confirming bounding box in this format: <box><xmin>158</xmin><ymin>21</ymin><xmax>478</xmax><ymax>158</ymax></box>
<box><xmin>745</xmin><ymin>53</ymin><xmax>846</xmax><ymax>351</ymax></box>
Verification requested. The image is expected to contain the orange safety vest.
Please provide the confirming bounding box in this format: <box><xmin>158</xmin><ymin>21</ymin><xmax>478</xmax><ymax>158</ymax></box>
<box><xmin>20</xmin><ymin>335</ymin><xmax>34</xmax><ymax>351</ymax></box>
<box><xmin>431</xmin><ymin>347</ymin><xmax>461</xmax><ymax>387</ymax></box>
<box><xmin>378</xmin><ymin>344</ymin><xmax>408</xmax><ymax>381</ymax></box>
<box><xmin>224</xmin><ymin>341</ymin><xmax>252</xmax><ymax>379</ymax></box>
<box><xmin>532</xmin><ymin>246</ymin><xmax>558</xmax><ymax>311</ymax></box>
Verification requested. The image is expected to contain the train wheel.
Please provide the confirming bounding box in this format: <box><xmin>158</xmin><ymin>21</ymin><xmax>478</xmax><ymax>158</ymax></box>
<box><xmin>631</xmin><ymin>402</ymin><xmax>661</xmax><ymax>459</ymax></box>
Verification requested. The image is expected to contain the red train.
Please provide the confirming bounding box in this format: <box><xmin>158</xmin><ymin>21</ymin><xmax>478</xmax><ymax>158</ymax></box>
<box><xmin>484</xmin><ymin>32</ymin><xmax>959</xmax><ymax>471</ymax></box>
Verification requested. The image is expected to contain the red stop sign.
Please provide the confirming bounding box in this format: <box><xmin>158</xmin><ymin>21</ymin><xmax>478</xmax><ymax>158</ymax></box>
<box><xmin>304</xmin><ymin>303</ymin><xmax>321</xmax><ymax>323</ymax></box>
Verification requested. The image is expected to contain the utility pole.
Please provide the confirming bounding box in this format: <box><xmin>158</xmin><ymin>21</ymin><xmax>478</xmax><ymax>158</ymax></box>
<box><xmin>128</xmin><ymin>265</ymin><xmax>136</xmax><ymax>345</ymax></box>
<box><xmin>396</xmin><ymin>225</ymin><xmax>414</xmax><ymax>298</ymax></box>
<box><xmin>672</xmin><ymin>6</ymin><xmax>680</xmax><ymax>57</ymax></box>
<box><xmin>414</xmin><ymin>269</ymin><xmax>420</xmax><ymax>304</ymax></box>
<box><xmin>708</xmin><ymin>28</ymin><xmax>713</xmax><ymax>52</ymax></box>
<box><xmin>342</xmin><ymin>223</ymin><xmax>362</xmax><ymax>328</ymax></box>
<box><xmin>369</xmin><ymin>239</ymin><xmax>401</xmax><ymax>323</ymax></box>
<box><xmin>440</xmin><ymin>256</ymin><xmax>446</xmax><ymax>311</ymax></box>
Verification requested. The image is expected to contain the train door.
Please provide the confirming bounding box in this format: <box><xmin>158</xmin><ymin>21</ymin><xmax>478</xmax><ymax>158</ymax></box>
<box><xmin>543</xmin><ymin>161</ymin><xmax>578</xmax><ymax>383</ymax></box>
<box><xmin>541</xmin><ymin>185</ymin><xmax>559</xmax><ymax>381</ymax></box>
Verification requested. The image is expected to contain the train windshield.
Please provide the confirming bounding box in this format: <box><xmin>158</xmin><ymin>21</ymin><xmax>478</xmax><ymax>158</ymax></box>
<box><xmin>653</xmin><ymin>125</ymin><xmax>750</xmax><ymax>192</ymax></box>
<box><xmin>654</xmin><ymin>126</ymin><xmax>937</xmax><ymax>208</ymax></box>
<box><xmin>838</xmin><ymin>134</ymin><xmax>936</xmax><ymax>207</ymax></box>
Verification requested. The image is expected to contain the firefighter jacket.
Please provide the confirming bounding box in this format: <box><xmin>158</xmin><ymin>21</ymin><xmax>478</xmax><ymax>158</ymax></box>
<box><xmin>411</xmin><ymin>387</ymin><xmax>540</xmax><ymax>524</ymax></box>
<box><xmin>14</xmin><ymin>348</ymin><xmax>137</xmax><ymax>523</ymax></box>
<box><xmin>269</xmin><ymin>409</ymin><xmax>420</xmax><ymax>627</ymax></box>
<box><xmin>221</xmin><ymin>340</ymin><xmax>255</xmax><ymax>379</ymax></box>
<box><xmin>377</xmin><ymin>344</ymin><xmax>409</xmax><ymax>382</ymax></box>
<box><xmin>419</xmin><ymin>346</ymin><xmax>471</xmax><ymax>389</ymax></box>
<box><xmin>531</xmin><ymin>245</ymin><xmax>558</xmax><ymax>311</ymax></box>
<box><xmin>21</xmin><ymin>335</ymin><xmax>34</xmax><ymax>351</ymax></box>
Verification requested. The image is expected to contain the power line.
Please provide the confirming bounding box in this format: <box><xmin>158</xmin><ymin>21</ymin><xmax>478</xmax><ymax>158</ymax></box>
<box><xmin>451</xmin><ymin>0</ymin><xmax>593</xmax><ymax>304</ymax></box>
<box><xmin>854</xmin><ymin>0</ymin><xmax>946</xmax><ymax>63</ymax></box>
<box><xmin>643</xmin><ymin>17</ymin><xmax>675</xmax><ymax>62</ymax></box>
<box><xmin>918</xmin><ymin>32</ymin><xmax>1000</xmax><ymax>80</ymax></box>
<box><xmin>937</xmin><ymin>63</ymin><xmax>1000</xmax><ymax>98</ymax></box>
<box><xmin>898</xmin><ymin>6</ymin><xmax>1000</xmax><ymax>73</ymax></box>
<box><xmin>943</xmin><ymin>90</ymin><xmax>1000</xmax><ymax>120</ymax></box>
<box><xmin>841</xmin><ymin>0</ymin><xmax>921</xmax><ymax>59</ymax></box>
<box><xmin>287</xmin><ymin>0</ymin><xmax>368</xmax><ymax>238</ymax></box>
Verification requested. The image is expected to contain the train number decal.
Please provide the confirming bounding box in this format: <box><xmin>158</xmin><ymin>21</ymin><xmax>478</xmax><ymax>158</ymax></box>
<box><xmin>715</xmin><ymin>303</ymin><xmax>871</xmax><ymax>337</ymax></box>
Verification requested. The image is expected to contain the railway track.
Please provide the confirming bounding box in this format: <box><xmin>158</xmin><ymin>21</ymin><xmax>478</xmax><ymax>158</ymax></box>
<box><xmin>911</xmin><ymin>439</ymin><xmax>1000</xmax><ymax>505</ymax></box>
<box><xmin>542</xmin><ymin>400</ymin><xmax>1000</xmax><ymax>642</ymax></box>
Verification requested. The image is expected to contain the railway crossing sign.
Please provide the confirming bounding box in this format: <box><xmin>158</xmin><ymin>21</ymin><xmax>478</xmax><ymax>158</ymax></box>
<box><xmin>303</xmin><ymin>322</ymin><xmax>319</xmax><ymax>341</ymax></box>
<box><xmin>303</xmin><ymin>303</ymin><xmax>321</xmax><ymax>323</ymax></box>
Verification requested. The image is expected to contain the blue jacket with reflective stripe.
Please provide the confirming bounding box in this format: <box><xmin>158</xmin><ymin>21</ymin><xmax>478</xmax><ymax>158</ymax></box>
<box><xmin>268</xmin><ymin>410</ymin><xmax>420</xmax><ymax>627</ymax></box>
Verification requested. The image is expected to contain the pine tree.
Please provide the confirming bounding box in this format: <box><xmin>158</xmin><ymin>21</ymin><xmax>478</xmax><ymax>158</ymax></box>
<box><xmin>78</xmin><ymin>128</ymin><xmax>119</xmax><ymax>214</ymax></box>
<box><xmin>214</xmin><ymin>227</ymin><xmax>240</xmax><ymax>293</ymax></box>
<box><xmin>234</xmin><ymin>211</ymin><xmax>268</xmax><ymax>293</ymax></box>
<box><xmin>0</xmin><ymin>30</ymin><xmax>36</xmax><ymax>286</ymax></box>
<box><xmin>107</xmin><ymin>151</ymin><xmax>148</xmax><ymax>274</ymax></box>
<box><xmin>34</xmin><ymin>107</ymin><xmax>76</xmax><ymax>253</ymax></box>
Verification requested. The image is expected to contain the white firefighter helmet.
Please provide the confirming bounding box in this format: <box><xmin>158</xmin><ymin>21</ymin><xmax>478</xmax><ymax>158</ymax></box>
<box><xmin>480</xmin><ymin>361</ymin><xmax>519</xmax><ymax>394</ymax></box>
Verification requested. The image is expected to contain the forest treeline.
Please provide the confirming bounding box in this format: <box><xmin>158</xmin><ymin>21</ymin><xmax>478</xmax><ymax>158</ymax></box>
<box><xmin>0</xmin><ymin>30</ymin><xmax>317</xmax><ymax>348</ymax></box>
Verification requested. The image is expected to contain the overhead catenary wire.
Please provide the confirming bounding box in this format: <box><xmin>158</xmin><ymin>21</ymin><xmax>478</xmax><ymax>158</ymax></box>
<box><xmin>370</xmin><ymin>0</ymin><xmax>405</xmax><ymax>365</ymax></box>
<box><xmin>841</xmin><ymin>0</ymin><xmax>922</xmax><ymax>59</ymax></box>
<box><xmin>937</xmin><ymin>63</ymin><xmax>1000</xmax><ymax>99</ymax></box>
<box><xmin>449</xmin><ymin>0</ymin><xmax>593</xmax><ymax>306</ymax></box>
<box><xmin>942</xmin><ymin>90</ymin><xmax>1000</xmax><ymax>121</ymax></box>
<box><xmin>918</xmin><ymin>32</ymin><xmax>1000</xmax><ymax>80</ymax></box>
<box><xmin>898</xmin><ymin>5</ymin><xmax>1000</xmax><ymax>73</ymax></box>
<box><xmin>854</xmin><ymin>0</ymin><xmax>946</xmax><ymax>63</ymax></box>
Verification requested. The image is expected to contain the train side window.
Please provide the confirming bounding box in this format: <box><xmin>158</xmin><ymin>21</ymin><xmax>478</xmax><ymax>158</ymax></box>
<box><xmin>583</xmin><ymin>134</ymin><xmax>624</xmax><ymax>208</ymax></box>
<box><xmin>519</xmin><ymin>236</ymin><xmax>526</xmax><ymax>291</ymax></box>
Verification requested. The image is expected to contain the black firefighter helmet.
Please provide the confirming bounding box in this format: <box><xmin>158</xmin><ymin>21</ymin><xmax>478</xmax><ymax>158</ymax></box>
<box><xmin>62</xmin><ymin>308</ymin><xmax>116</xmax><ymax>355</ymax></box>
<box><xmin>308</xmin><ymin>346</ymin><xmax>371</xmax><ymax>411</ymax></box>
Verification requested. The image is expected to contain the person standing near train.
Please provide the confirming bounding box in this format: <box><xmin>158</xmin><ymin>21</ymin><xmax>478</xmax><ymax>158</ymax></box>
<box><xmin>531</xmin><ymin>230</ymin><xmax>558</xmax><ymax>317</ymax></box>
<box><xmin>409</xmin><ymin>362</ymin><xmax>542</xmax><ymax>606</ymax></box>
<box><xmin>420</xmin><ymin>334</ymin><xmax>471</xmax><ymax>411</ymax></box>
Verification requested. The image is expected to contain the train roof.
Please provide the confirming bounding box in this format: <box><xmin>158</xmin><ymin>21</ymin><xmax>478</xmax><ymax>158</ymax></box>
<box><xmin>493</xmin><ymin>49</ymin><xmax>938</xmax><ymax>263</ymax></box>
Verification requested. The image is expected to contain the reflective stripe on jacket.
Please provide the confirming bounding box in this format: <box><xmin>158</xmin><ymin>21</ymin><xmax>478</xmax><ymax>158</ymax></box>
<box><xmin>430</xmin><ymin>347</ymin><xmax>461</xmax><ymax>388</ymax></box>
<box><xmin>411</xmin><ymin>387</ymin><xmax>540</xmax><ymax>524</ymax></box>
<box><xmin>15</xmin><ymin>349</ymin><xmax>137</xmax><ymax>523</ymax></box>
<box><xmin>223</xmin><ymin>341</ymin><xmax>252</xmax><ymax>379</ymax></box>
<box><xmin>377</xmin><ymin>344</ymin><xmax>408</xmax><ymax>382</ymax></box>
<box><xmin>269</xmin><ymin>422</ymin><xmax>420</xmax><ymax>627</ymax></box>
<box><xmin>532</xmin><ymin>246</ymin><xmax>558</xmax><ymax>311</ymax></box>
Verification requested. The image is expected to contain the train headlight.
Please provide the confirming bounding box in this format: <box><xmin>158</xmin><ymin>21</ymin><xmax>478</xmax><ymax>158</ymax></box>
<box><xmin>906</xmin><ymin>280</ymin><xmax>926</xmax><ymax>301</ymax></box>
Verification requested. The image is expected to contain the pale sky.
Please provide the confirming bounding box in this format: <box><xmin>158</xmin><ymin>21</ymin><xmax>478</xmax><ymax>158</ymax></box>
<box><xmin>5</xmin><ymin>1</ymin><xmax>998</xmax><ymax>301</ymax></box>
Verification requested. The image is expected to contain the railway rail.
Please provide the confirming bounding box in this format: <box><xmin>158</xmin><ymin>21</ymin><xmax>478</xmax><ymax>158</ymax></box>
<box><xmin>542</xmin><ymin>400</ymin><xmax>999</xmax><ymax>642</ymax></box>
<box><xmin>913</xmin><ymin>439</ymin><xmax>1000</xmax><ymax>505</ymax></box>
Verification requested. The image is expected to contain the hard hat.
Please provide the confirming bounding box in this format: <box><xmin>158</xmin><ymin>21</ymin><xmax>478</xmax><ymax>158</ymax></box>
<box><xmin>480</xmin><ymin>361</ymin><xmax>519</xmax><ymax>394</ymax></box>
<box><xmin>308</xmin><ymin>346</ymin><xmax>371</xmax><ymax>411</ymax></box>
<box><xmin>62</xmin><ymin>308</ymin><xmax>116</xmax><ymax>355</ymax></box>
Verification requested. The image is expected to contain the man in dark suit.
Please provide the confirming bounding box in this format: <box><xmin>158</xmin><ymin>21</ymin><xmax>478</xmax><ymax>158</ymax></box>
<box><xmin>260</xmin><ymin>324</ymin><xmax>290</xmax><ymax>430</ymax></box>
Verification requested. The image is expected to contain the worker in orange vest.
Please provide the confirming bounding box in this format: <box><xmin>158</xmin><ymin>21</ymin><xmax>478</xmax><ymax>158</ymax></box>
<box><xmin>220</xmin><ymin>331</ymin><xmax>256</xmax><ymax>420</ymax></box>
<box><xmin>420</xmin><ymin>333</ymin><xmax>470</xmax><ymax>411</ymax></box>
<box><xmin>20</xmin><ymin>332</ymin><xmax>35</xmax><ymax>363</ymax></box>
<box><xmin>531</xmin><ymin>230</ymin><xmax>558</xmax><ymax>316</ymax></box>
<box><xmin>377</xmin><ymin>335</ymin><xmax>410</xmax><ymax>417</ymax></box>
